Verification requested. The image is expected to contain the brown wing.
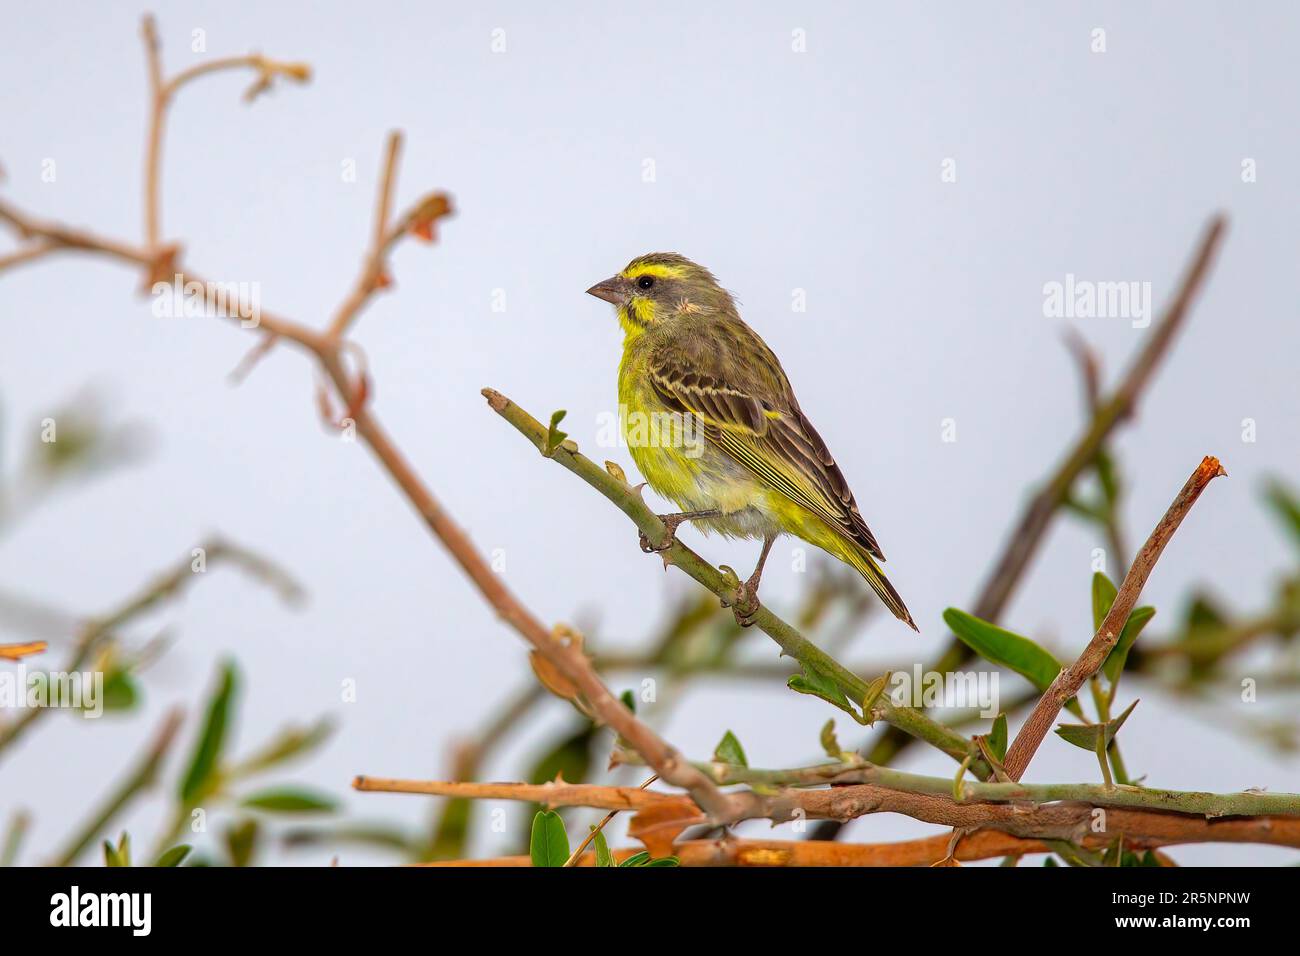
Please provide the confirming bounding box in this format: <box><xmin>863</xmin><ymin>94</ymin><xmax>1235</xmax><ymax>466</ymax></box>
<box><xmin>647</xmin><ymin>331</ymin><xmax>885</xmax><ymax>560</ymax></box>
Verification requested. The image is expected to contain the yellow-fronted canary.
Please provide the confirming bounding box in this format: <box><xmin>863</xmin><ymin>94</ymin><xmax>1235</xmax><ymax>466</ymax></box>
<box><xmin>587</xmin><ymin>253</ymin><xmax>916</xmax><ymax>631</ymax></box>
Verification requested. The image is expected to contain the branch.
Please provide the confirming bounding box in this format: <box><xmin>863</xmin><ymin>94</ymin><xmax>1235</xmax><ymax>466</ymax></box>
<box><xmin>0</xmin><ymin>537</ymin><xmax>300</xmax><ymax>758</ymax></box>
<box><xmin>420</xmin><ymin>832</ymin><xmax>1162</xmax><ymax>867</ymax></box>
<box><xmin>45</xmin><ymin>707</ymin><xmax>183</xmax><ymax>866</ymax></box>
<box><xmin>356</xmin><ymin>776</ymin><xmax>1300</xmax><ymax>853</ymax></box>
<box><xmin>1002</xmin><ymin>456</ymin><xmax>1227</xmax><ymax>780</ymax></box>
<box><xmin>851</xmin><ymin>215</ymin><xmax>1228</xmax><ymax>795</ymax></box>
<box><xmin>0</xmin><ymin>641</ymin><xmax>47</xmax><ymax>661</ymax></box>
<box><xmin>614</xmin><ymin>755</ymin><xmax>1300</xmax><ymax>817</ymax></box>
<box><xmin>2</xmin><ymin>18</ymin><xmax>721</xmax><ymax>824</ymax></box>
<box><xmin>975</xmin><ymin>218</ymin><xmax>1227</xmax><ymax>625</ymax></box>
<box><xmin>482</xmin><ymin>387</ymin><xmax>989</xmax><ymax>773</ymax></box>
<box><xmin>140</xmin><ymin>13</ymin><xmax>310</xmax><ymax>249</ymax></box>
<box><xmin>0</xmin><ymin>810</ymin><xmax>31</xmax><ymax>867</ymax></box>
<box><xmin>354</xmin><ymin>776</ymin><xmax>686</xmax><ymax>813</ymax></box>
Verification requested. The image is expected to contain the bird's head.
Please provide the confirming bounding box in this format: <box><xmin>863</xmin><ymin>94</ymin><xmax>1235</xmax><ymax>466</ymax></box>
<box><xmin>586</xmin><ymin>253</ymin><xmax>733</xmax><ymax>336</ymax></box>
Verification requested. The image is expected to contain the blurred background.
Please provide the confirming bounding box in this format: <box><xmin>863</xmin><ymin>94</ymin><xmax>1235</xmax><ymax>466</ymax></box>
<box><xmin>2</xmin><ymin>0</ymin><xmax>1298</xmax><ymax>865</ymax></box>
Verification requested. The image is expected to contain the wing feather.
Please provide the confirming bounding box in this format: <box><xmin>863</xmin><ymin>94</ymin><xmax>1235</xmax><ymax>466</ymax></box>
<box><xmin>647</xmin><ymin>332</ymin><xmax>885</xmax><ymax>560</ymax></box>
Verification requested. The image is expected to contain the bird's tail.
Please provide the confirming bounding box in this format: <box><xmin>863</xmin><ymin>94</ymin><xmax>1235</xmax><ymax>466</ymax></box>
<box><xmin>844</xmin><ymin>546</ymin><xmax>918</xmax><ymax>632</ymax></box>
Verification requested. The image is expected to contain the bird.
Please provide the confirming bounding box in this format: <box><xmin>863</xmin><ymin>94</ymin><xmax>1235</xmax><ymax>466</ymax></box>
<box><xmin>586</xmin><ymin>252</ymin><xmax>917</xmax><ymax>631</ymax></box>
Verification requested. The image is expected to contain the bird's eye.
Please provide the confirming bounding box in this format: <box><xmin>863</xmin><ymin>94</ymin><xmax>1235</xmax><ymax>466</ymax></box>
<box><xmin>637</xmin><ymin>275</ymin><xmax>655</xmax><ymax>290</ymax></box>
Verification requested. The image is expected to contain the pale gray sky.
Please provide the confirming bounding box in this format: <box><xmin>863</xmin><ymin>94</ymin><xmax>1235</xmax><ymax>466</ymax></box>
<box><xmin>2</xmin><ymin>1</ymin><xmax>1298</xmax><ymax>865</ymax></box>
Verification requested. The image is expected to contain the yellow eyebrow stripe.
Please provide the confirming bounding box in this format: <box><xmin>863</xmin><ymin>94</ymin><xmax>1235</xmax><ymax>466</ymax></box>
<box><xmin>622</xmin><ymin>262</ymin><xmax>688</xmax><ymax>280</ymax></box>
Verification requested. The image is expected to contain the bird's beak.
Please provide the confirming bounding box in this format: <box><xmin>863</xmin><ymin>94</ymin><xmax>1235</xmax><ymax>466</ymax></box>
<box><xmin>586</xmin><ymin>276</ymin><xmax>626</xmax><ymax>306</ymax></box>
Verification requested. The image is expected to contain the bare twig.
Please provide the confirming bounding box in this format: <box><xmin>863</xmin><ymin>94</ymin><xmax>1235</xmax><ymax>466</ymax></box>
<box><xmin>0</xmin><ymin>641</ymin><xmax>47</xmax><ymax>661</ymax></box>
<box><xmin>563</xmin><ymin>773</ymin><xmax>658</xmax><ymax>867</ymax></box>
<box><xmin>1002</xmin><ymin>456</ymin><xmax>1227</xmax><ymax>781</ymax></box>
<box><xmin>140</xmin><ymin>13</ymin><xmax>310</xmax><ymax>250</ymax></box>
<box><xmin>0</xmin><ymin>241</ymin><xmax>58</xmax><ymax>274</ymax></box>
<box><xmin>326</xmin><ymin>131</ymin><xmax>403</xmax><ymax>340</ymax></box>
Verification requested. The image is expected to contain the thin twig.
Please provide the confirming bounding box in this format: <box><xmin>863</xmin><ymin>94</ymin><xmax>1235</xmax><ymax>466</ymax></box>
<box><xmin>45</xmin><ymin>708</ymin><xmax>184</xmax><ymax>866</ymax></box>
<box><xmin>0</xmin><ymin>810</ymin><xmax>31</xmax><ymax>867</ymax></box>
<box><xmin>563</xmin><ymin>773</ymin><xmax>659</xmax><ymax>867</ymax></box>
<box><xmin>326</xmin><ymin>131</ymin><xmax>403</xmax><ymax>340</ymax></box>
<box><xmin>1002</xmin><ymin>456</ymin><xmax>1227</xmax><ymax>781</ymax></box>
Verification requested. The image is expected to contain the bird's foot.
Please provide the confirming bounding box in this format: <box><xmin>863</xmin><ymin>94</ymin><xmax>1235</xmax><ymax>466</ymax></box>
<box><xmin>639</xmin><ymin>517</ymin><xmax>678</xmax><ymax>554</ymax></box>
<box><xmin>638</xmin><ymin>512</ymin><xmax>704</xmax><ymax>554</ymax></box>
<box><xmin>730</xmin><ymin>580</ymin><xmax>762</xmax><ymax>628</ymax></box>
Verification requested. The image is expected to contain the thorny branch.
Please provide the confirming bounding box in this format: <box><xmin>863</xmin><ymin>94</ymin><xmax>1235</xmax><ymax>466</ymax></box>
<box><xmin>0</xmin><ymin>15</ymin><xmax>734</xmax><ymax>824</ymax></box>
<box><xmin>354</xmin><ymin>775</ymin><xmax>1300</xmax><ymax>860</ymax></box>
<box><xmin>1001</xmin><ymin>456</ymin><xmax>1227</xmax><ymax>780</ymax></box>
<box><xmin>854</xmin><ymin>216</ymin><xmax>1227</xmax><ymax>788</ymax></box>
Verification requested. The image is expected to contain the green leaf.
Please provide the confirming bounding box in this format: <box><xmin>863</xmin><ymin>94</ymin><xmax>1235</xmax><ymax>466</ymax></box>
<box><xmin>593</xmin><ymin>829</ymin><xmax>615</xmax><ymax>868</ymax></box>
<box><xmin>712</xmin><ymin>730</ymin><xmax>748</xmax><ymax>768</ymax></box>
<box><xmin>239</xmin><ymin>787</ymin><xmax>338</xmax><ymax>814</ymax></box>
<box><xmin>618</xmin><ymin>851</ymin><xmax>651</xmax><ymax>868</ymax></box>
<box><xmin>99</xmin><ymin>670</ymin><xmax>140</xmax><ymax>712</ymax></box>
<box><xmin>819</xmin><ymin>719</ymin><xmax>842</xmax><ymax>760</ymax></box>
<box><xmin>283</xmin><ymin>824</ymin><xmax>415</xmax><ymax>855</ymax></box>
<box><xmin>529</xmin><ymin>810</ymin><xmax>569</xmax><ymax>867</ymax></box>
<box><xmin>426</xmin><ymin>797</ymin><xmax>472</xmax><ymax>861</ymax></box>
<box><xmin>521</xmin><ymin>726</ymin><xmax>594</xmax><ymax>846</ymax></box>
<box><xmin>1102</xmin><ymin>835</ymin><xmax>1123</xmax><ymax>867</ymax></box>
<box><xmin>180</xmin><ymin>660</ymin><xmax>239</xmax><ymax>803</ymax></box>
<box><xmin>230</xmin><ymin>717</ymin><xmax>335</xmax><ymax>777</ymax></box>
<box><xmin>644</xmin><ymin>856</ymin><xmax>680</xmax><ymax>867</ymax></box>
<box><xmin>787</xmin><ymin>663</ymin><xmax>868</xmax><ymax>725</ymax></box>
<box><xmin>945</xmin><ymin>608</ymin><xmax>1061</xmax><ymax>692</ymax></box>
<box><xmin>153</xmin><ymin>844</ymin><xmax>192</xmax><ymax>867</ymax></box>
<box><xmin>1062</xmin><ymin>494</ymin><xmax>1107</xmax><ymax>524</ymax></box>
<box><xmin>544</xmin><ymin>410</ymin><xmax>569</xmax><ymax>456</ymax></box>
<box><xmin>1096</xmin><ymin>450</ymin><xmax>1121</xmax><ymax>505</ymax></box>
<box><xmin>619</xmin><ymin>690</ymin><xmax>636</xmax><ymax>715</ymax></box>
<box><xmin>944</xmin><ymin>608</ymin><xmax>1082</xmax><ymax>717</ymax></box>
<box><xmin>1263</xmin><ymin>479</ymin><xmax>1300</xmax><ymax>552</ymax></box>
<box><xmin>224</xmin><ymin>818</ymin><xmax>259</xmax><ymax>868</ymax></box>
<box><xmin>1101</xmin><ymin>606</ymin><xmax>1156</xmax><ymax>685</ymax></box>
<box><xmin>1183</xmin><ymin>594</ymin><xmax>1227</xmax><ymax>634</ymax></box>
<box><xmin>1043</xmin><ymin>856</ymin><xmax>1059</xmax><ymax>867</ymax></box>
<box><xmin>103</xmin><ymin>831</ymin><xmax>131</xmax><ymax>867</ymax></box>
<box><xmin>528</xmin><ymin>727</ymin><xmax>594</xmax><ymax>788</ymax></box>
<box><xmin>987</xmin><ymin>713</ymin><xmax>1008</xmax><ymax>762</ymax></box>
<box><xmin>1091</xmin><ymin>572</ymin><xmax>1118</xmax><ymax>632</ymax></box>
<box><xmin>1055</xmin><ymin>698</ymin><xmax>1140</xmax><ymax>752</ymax></box>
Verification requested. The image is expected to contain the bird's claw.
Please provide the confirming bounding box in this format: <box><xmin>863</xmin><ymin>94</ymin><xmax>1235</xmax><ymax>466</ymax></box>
<box><xmin>638</xmin><ymin>515</ymin><xmax>678</xmax><ymax>554</ymax></box>
<box><xmin>729</xmin><ymin>582</ymin><xmax>761</xmax><ymax>628</ymax></box>
<box><xmin>639</xmin><ymin>529</ymin><xmax>673</xmax><ymax>554</ymax></box>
